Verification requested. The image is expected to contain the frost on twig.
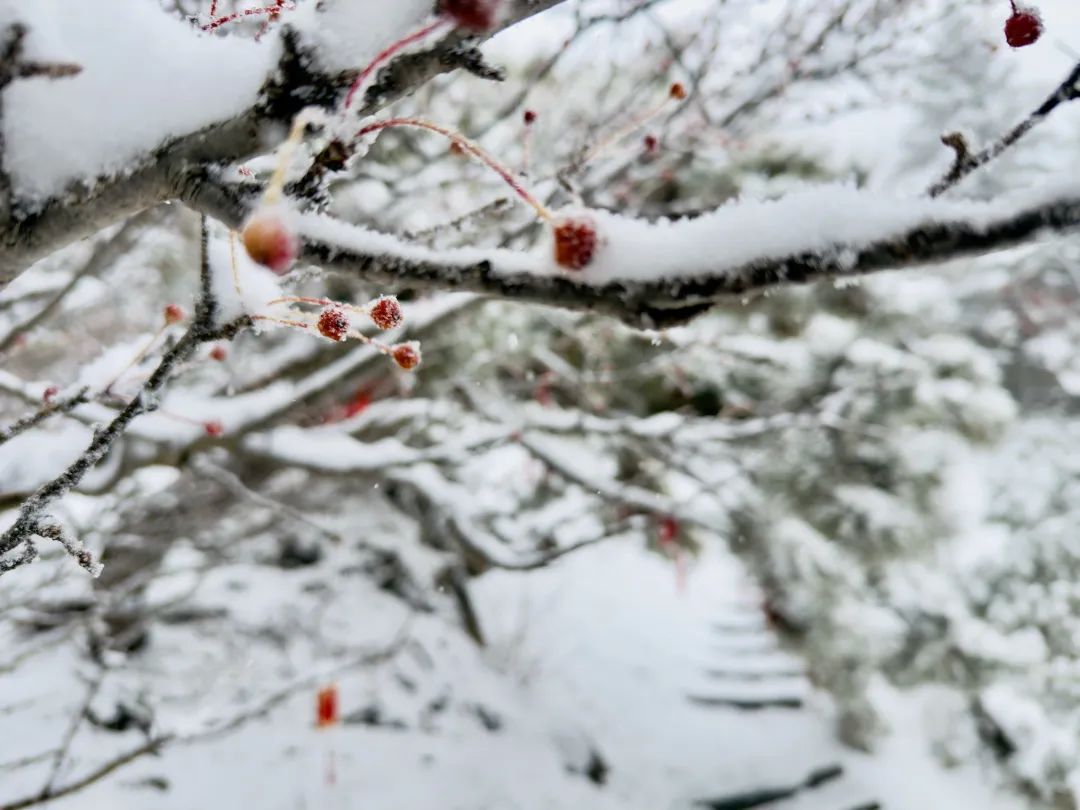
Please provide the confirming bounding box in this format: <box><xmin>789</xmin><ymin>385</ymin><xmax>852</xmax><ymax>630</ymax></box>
<box><xmin>0</xmin><ymin>219</ymin><xmax>248</xmax><ymax>576</ymax></box>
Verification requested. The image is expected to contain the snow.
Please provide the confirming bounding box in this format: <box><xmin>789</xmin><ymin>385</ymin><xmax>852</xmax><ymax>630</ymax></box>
<box><xmin>1</xmin><ymin>0</ymin><xmax>276</xmax><ymax>205</ymax></box>
<box><xmin>295</xmin><ymin>181</ymin><xmax>1080</xmax><ymax>288</ymax></box>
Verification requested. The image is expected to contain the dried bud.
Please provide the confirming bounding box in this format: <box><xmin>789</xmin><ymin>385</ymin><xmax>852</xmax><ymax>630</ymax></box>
<box><xmin>241</xmin><ymin>208</ymin><xmax>299</xmax><ymax>275</ymax></box>
<box><xmin>669</xmin><ymin>82</ymin><xmax>687</xmax><ymax>100</ymax></box>
<box><xmin>43</xmin><ymin>386</ymin><xmax>59</xmax><ymax>403</ymax></box>
<box><xmin>317</xmin><ymin>306</ymin><xmax>350</xmax><ymax>342</ymax></box>
<box><xmin>369</xmin><ymin>296</ymin><xmax>403</xmax><ymax>331</ymax></box>
<box><xmin>553</xmin><ymin>217</ymin><xmax>599</xmax><ymax>271</ymax></box>
<box><xmin>391</xmin><ymin>341</ymin><xmax>422</xmax><ymax>371</ymax></box>
<box><xmin>209</xmin><ymin>345</ymin><xmax>228</xmax><ymax>362</ymax></box>
<box><xmin>440</xmin><ymin>0</ymin><xmax>501</xmax><ymax>32</ymax></box>
<box><xmin>204</xmin><ymin>420</ymin><xmax>225</xmax><ymax>437</ymax></box>
<box><xmin>163</xmin><ymin>304</ymin><xmax>186</xmax><ymax>324</ymax></box>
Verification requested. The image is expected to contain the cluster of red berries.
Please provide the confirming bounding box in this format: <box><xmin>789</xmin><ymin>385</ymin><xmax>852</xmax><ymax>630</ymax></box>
<box><xmin>1005</xmin><ymin>2</ymin><xmax>1043</xmax><ymax>48</ymax></box>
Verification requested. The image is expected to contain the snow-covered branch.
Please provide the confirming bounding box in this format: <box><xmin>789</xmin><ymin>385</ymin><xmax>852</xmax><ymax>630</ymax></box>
<box><xmin>0</xmin><ymin>0</ymin><xmax>566</xmax><ymax>286</ymax></box>
<box><xmin>292</xmin><ymin>185</ymin><xmax>1080</xmax><ymax>328</ymax></box>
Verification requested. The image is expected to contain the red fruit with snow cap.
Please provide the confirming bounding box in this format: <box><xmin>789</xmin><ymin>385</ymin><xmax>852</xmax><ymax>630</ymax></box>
<box><xmin>1005</xmin><ymin>3</ymin><xmax>1042</xmax><ymax>48</ymax></box>
<box><xmin>440</xmin><ymin>0</ymin><xmax>501</xmax><ymax>32</ymax></box>
<box><xmin>163</xmin><ymin>304</ymin><xmax>185</xmax><ymax>324</ymax></box>
<box><xmin>204</xmin><ymin>420</ymin><xmax>224</xmax><ymax>437</ymax></box>
<box><xmin>553</xmin><ymin>216</ymin><xmax>599</xmax><ymax>271</ymax></box>
<box><xmin>241</xmin><ymin>208</ymin><xmax>298</xmax><ymax>275</ymax></box>
<box><xmin>317</xmin><ymin>306</ymin><xmax>350</xmax><ymax>342</ymax></box>
<box><xmin>369</xmin><ymin>296</ymin><xmax>403</xmax><ymax>331</ymax></box>
<box><xmin>209</xmin><ymin>345</ymin><xmax>227</xmax><ymax>361</ymax></box>
<box><xmin>391</xmin><ymin>342</ymin><xmax>422</xmax><ymax>371</ymax></box>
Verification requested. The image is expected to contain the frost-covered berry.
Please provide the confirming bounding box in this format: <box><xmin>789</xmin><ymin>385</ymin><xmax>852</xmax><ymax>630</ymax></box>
<box><xmin>317</xmin><ymin>306</ymin><xmax>350</xmax><ymax>342</ymax></box>
<box><xmin>369</xmin><ymin>296</ymin><xmax>403</xmax><ymax>331</ymax></box>
<box><xmin>391</xmin><ymin>342</ymin><xmax>422</xmax><ymax>371</ymax></box>
<box><xmin>553</xmin><ymin>217</ymin><xmax>599</xmax><ymax>271</ymax></box>
<box><xmin>42</xmin><ymin>386</ymin><xmax>59</xmax><ymax>403</ymax></box>
<box><xmin>440</xmin><ymin>0</ymin><xmax>501</xmax><ymax>32</ymax></box>
<box><xmin>241</xmin><ymin>208</ymin><xmax>299</xmax><ymax>275</ymax></box>
<box><xmin>1005</xmin><ymin>3</ymin><xmax>1042</xmax><ymax>47</ymax></box>
<box><xmin>669</xmin><ymin>82</ymin><xmax>687</xmax><ymax>100</ymax></box>
<box><xmin>204</xmin><ymin>420</ymin><xmax>224</xmax><ymax>437</ymax></box>
<box><xmin>163</xmin><ymin>304</ymin><xmax>186</xmax><ymax>324</ymax></box>
<box><xmin>523</xmin><ymin>109</ymin><xmax>537</xmax><ymax>125</ymax></box>
<box><xmin>209</xmin><ymin>345</ymin><xmax>227</xmax><ymax>362</ymax></box>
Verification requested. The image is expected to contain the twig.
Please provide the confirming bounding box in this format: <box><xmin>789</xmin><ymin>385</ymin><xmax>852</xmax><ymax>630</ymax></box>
<box><xmin>0</xmin><ymin>631</ymin><xmax>408</xmax><ymax>810</ymax></box>
<box><xmin>928</xmin><ymin>61</ymin><xmax>1080</xmax><ymax>197</ymax></box>
<box><xmin>0</xmin><ymin>218</ymin><xmax>247</xmax><ymax>575</ymax></box>
<box><xmin>0</xmin><ymin>389</ymin><xmax>90</xmax><ymax>448</ymax></box>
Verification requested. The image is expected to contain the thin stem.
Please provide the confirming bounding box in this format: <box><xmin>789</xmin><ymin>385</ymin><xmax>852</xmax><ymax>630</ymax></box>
<box><xmin>263</xmin><ymin>111</ymin><xmax>314</xmax><ymax>205</ymax></box>
<box><xmin>201</xmin><ymin>2</ymin><xmax>291</xmax><ymax>32</ymax></box>
<box><xmin>356</xmin><ymin>117</ymin><xmax>554</xmax><ymax>222</ymax></box>
<box><xmin>342</xmin><ymin>18</ymin><xmax>450</xmax><ymax>113</ymax></box>
<box><xmin>579</xmin><ymin>88</ymin><xmax>680</xmax><ymax>167</ymax></box>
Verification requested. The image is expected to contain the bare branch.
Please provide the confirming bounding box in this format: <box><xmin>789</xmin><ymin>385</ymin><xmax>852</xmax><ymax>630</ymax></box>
<box><xmin>928</xmin><ymin>60</ymin><xmax>1080</xmax><ymax>197</ymax></box>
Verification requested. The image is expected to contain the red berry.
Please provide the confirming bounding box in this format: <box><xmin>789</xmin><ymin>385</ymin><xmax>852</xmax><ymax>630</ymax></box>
<box><xmin>523</xmin><ymin>109</ymin><xmax>537</xmax><ymax>125</ymax></box>
<box><xmin>42</xmin><ymin>386</ymin><xmax>59</xmax><ymax>403</ymax></box>
<box><xmin>369</xmin><ymin>296</ymin><xmax>403</xmax><ymax>331</ymax></box>
<box><xmin>669</xmin><ymin>81</ymin><xmax>687</xmax><ymax>100</ymax></box>
<box><xmin>209</xmin><ymin>345</ymin><xmax>227</xmax><ymax>361</ymax></box>
<box><xmin>1005</xmin><ymin>5</ymin><xmax>1042</xmax><ymax>48</ymax></box>
<box><xmin>317</xmin><ymin>306</ymin><xmax>350</xmax><ymax>342</ymax></box>
<box><xmin>204</xmin><ymin>420</ymin><xmax>224</xmax><ymax>437</ymax></box>
<box><xmin>241</xmin><ymin>208</ymin><xmax>299</xmax><ymax>275</ymax></box>
<box><xmin>440</xmin><ymin>0</ymin><xmax>501</xmax><ymax>32</ymax></box>
<box><xmin>316</xmin><ymin>684</ymin><xmax>339</xmax><ymax>728</ymax></box>
<box><xmin>658</xmin><ymin>515</ymin><xmax>679</xmax><ymax>546</ymax></box>
<box><xmin>391</xmin><ymin>342</ymin><xmax>422</xmax><ymax>371</ymax></box>
<box><xmin>643</xmin><ymin>134</ymin><xmax>659</xmax><ymax>155</ymax></box>
<box><xmin>553</xmin><ymin>217</ymin><xmax>599</xmax><ymax>271</ymax></box>
<box><xmin>163</xmin><ymin>304</ymin><xmax>185</xmax><ymax>324</ymax></box>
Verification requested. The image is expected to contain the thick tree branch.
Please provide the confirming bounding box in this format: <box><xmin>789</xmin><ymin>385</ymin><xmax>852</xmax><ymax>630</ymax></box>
<box><xmin>296</xmin><ymin>192</ymin><xmax>1080</xmax><ymax>329</ymax></box>
<box><xmin>0</xmin><ymin>0</ymin><xmax>567</xmax><ymax>288</ymax></box>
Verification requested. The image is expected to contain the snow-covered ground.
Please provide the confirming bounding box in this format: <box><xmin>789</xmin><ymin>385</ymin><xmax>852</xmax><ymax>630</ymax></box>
<box><xmin>0</xmin><ymin>522</ymin><xmax>1026</xmax><ymax>809</ymax></box>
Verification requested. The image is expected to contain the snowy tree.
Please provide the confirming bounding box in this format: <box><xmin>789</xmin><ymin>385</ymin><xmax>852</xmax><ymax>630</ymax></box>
<box><xmin>1</xmin><ymin>1</ymin><xmax>1080</xmax><ymax>808</ymax></box>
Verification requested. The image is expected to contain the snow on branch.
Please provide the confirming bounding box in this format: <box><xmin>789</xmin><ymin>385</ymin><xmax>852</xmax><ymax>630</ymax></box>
<box><xmin>0</xmin><ymin>0</ymin><xmax>566</xmax><ymax>285</ymax></box>
<box><xmin>291</xmin><ymin>184</ymin><xmax>1080</xmax><ymax>328</ymax></box>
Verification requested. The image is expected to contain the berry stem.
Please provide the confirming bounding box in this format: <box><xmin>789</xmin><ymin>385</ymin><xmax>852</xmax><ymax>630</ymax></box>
<box><xmin>228</xmin><ymin>230</ymin><xmax>244</xmax><ymax>304</ymax></box>
<box><xmin>265</xmin><ymin>295</ymin><xmax>376</xmax><ymax>317</ymax></box>
<box><xmin>355</xmin><ymin>117</ymin><xmax>554</xmax><ymax>222</ymax></box>
<box><xmin>201</xmin><ymin>2</ymin><xmax>293</xmax><ymax>32</ymax></box>
<box><xmin>104</xmin><ymin>323</ymin><xmax>170</xmax><ymax>393</ymax></box>
<box><xmin>342</xmin><ymin>18</ymin><xmax>451</xmax><ymax>114</ymax></box>
<box><xmin>580</xmin><ymin>84</ymin><xmax>685</xmax><ymax>167</ymax></box>
<box><xmin>264</xmin><ymin>108</ymin><xmax>320</xmax><ymax>205</ymax></box>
